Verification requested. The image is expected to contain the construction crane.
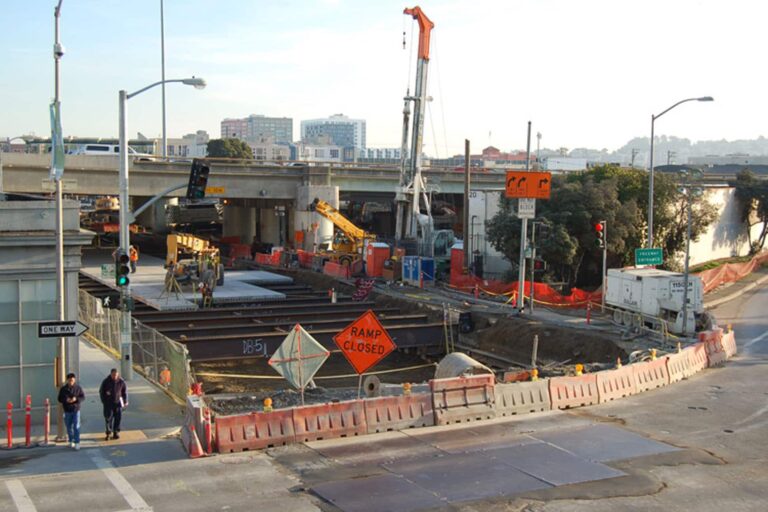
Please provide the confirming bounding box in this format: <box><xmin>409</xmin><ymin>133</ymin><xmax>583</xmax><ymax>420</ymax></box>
<box><xmin>310</xmin><ymin>198</ymin><xmax>376</xmax><ymax>266</ymax></box>
<box><xmin>395</xmin><ymin>6</ymin><xmax>435</xmax><ymax>246</ymax></box>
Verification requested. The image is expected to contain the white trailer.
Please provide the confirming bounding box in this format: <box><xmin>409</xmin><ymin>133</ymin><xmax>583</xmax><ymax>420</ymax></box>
<box><xmin>605</xmin><ymin>268</ymin><xmax>707</xmax><ymax>335</ymax></box>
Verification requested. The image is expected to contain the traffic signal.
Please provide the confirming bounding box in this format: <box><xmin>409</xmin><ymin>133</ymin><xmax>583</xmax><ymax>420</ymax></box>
<box><xmin>533</xmin><ymin>258</ymin><xmax>547</xmax><ymax>273</ymax></box>
<box><xmin>115</xmin><ymin>250</ymin><xmax>130</xmax><ymax>287</ymax></box>
<box><xmin>594</xmin><ymin>221</ymin><xmax>605</xmax><ymax>249</ymax></box>
<box><xmin>186</xmin><ymin>158</ymin><xmax>210</xmax><ymax>200</ymax></box>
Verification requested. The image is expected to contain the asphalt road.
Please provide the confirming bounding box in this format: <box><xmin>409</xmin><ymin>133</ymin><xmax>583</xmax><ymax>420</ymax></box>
<box><xmin>0</xmin><ymin>284</ymin><xmax>765</xmax><ymax>512</ymax></box>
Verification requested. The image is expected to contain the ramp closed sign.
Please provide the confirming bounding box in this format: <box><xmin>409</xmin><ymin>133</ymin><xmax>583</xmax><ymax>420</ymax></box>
<box><xmin>333</xmin><ymin>310</ymin><xmax>396</xmax><ymax>374</ymax></box>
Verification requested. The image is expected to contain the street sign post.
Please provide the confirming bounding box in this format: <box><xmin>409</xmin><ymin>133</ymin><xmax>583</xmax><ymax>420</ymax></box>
<box><xmin>518</xmin><ymin>198</ymin><xmax>536</xmax><ymax>219</ymax></box>
<box><xmin>37</xmin><ymin>321</ymin><xmax>88</xmax><ymax>338</ymax></box>
<box><xmin>635</xmin><ymin>248</ymin><xmax>663</xmax><ymax>266</ymax></box>
<box><xmin>505</xmin><ymin>171</ymin><xmax>551</xmax><ymax>199</ymax></box>
<box><xmin>333</xmin><ymin>310</ymin><xmax>396</xmax><ymax>375</ymax></box>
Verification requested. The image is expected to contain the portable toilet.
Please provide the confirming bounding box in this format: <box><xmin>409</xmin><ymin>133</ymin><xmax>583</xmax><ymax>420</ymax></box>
<box><xmin>366</xmin><ymin>242</ymin><xmax>390</xmax><ymax>277</ymax></box>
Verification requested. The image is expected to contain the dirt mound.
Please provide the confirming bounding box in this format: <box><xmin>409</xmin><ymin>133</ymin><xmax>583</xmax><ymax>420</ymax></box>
<box><xmin>467</xmin><ymin>317</ymin><xmax>626</xmax><ymax>366</ymax></box>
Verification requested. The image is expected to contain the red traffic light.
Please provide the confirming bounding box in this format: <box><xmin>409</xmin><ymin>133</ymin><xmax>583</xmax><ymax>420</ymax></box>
<box><xmin>595</xmin><ymin>222</ymin><xmax>603</xmax><ymax>232</ymax></box>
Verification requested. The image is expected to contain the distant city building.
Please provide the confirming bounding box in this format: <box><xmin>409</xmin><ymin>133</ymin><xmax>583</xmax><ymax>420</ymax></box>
<box><xmin>221</xmin><ymin>115</ymin><xmax>293</xmax><ymax>144</ymax></box>
<box><xmin>542</xmin><ymin>156</ymin><xmax>588</xmax><ymax>172</ymax></box>
<box><xmin>358</xmin><ymin>147</ymin><xmax>402</xmax><ymax>164</ymax></box>
<box><xmin>480</xmin><ymin>146</ymin><xmax>532</xmax><ymax>169</ymax></box>
<box><xmin>301</xmin><ymin>114</ymin><xmax>366</xmax><ymax>150</ymax></box>
<box><xmin>292</xmin><ymin>141</ymin><xmax>352</xmax><ymax>163</ymax></box>
<box><xmin>156</xmin><ymin>130</ymin><xmax>210</xmax><ymax>158</ymax></box>
<box><xmin>248</xmin><ymin>135</ymin><xmax>290</xmax><ymax>161</ymax></box>
<box><xmin>688</xmin><ymin>154</ymin><xmax>768</xmax><ymax>166</ymax></box>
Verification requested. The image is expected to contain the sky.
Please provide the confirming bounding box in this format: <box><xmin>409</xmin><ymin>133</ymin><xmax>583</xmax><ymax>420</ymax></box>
<box><xmin>2</xmin><ymin>0</ymin><xmax>766</xmax><ymax>156</ymax></box>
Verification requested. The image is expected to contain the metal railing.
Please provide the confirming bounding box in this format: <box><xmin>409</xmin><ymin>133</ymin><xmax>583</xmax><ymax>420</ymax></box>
<box><xmin>78</xmin><ymin>290</ymin><xmax>193</xmax><ymax>403</ymax></box>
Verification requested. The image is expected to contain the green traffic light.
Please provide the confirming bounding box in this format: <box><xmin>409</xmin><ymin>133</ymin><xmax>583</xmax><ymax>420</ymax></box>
<box><xmin>117</xmin><ymin>275</ymin><xmax>129</xmax><ymax>286</ymax></box>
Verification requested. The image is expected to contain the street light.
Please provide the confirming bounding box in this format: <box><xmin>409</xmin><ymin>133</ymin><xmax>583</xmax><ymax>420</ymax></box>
<box><xmin>647</xmin><ymin>96</ymin><xmax>713</xmax><ymax>248</ymax></box>
<box><xmin>118</xmin><ymin>76</ymin><xmax>205</xmax><ymax>378</ymax></box>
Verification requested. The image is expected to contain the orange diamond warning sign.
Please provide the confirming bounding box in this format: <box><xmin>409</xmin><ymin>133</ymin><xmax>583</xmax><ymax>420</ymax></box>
<box><xmin>333</xmin><ymin>310</ymin><xmax>396</xmax><ymax>374</ymax></box>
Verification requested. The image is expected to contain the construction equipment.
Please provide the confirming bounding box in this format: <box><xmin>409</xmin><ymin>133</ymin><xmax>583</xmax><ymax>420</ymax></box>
<box><xmin>165</xmin><ymin>234</ymin><xmax>224</xmax><ymax>291</ymax></box>
<box><xmin>395</xmin><ymin>6</ymin><xmax>435</xmax><ymax>245</ymax></box>
<box><xmin>309</xmin><ymin>198</ymin><xmax>376</xmax><ymax>267</ymax></box>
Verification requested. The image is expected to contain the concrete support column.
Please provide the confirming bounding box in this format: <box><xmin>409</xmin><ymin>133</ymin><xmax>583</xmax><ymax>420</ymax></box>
<box><xmin>259</xmin><ymin>207</ymin><xmax>286</xmax><ymax>248</ymax></box>
<box><xmin>295</xmin><ymin>185</ymin><xmax>338</xmax><ymax>252</ymax></box>
<box><xmin>134</xmin><ymin>196</ymin><xmax>178</xmax><ymax>234</ymax></box>
<box><xmin>223</xmin><ymin>205</ymin><xmax>257</xmax><ymax>244</ymax></box>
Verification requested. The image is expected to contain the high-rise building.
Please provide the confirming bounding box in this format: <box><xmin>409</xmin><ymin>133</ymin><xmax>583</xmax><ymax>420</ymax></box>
<box><xmin>221</xmin><ymin>115</ymin><xmax>293</xmax><ymax>144</ymax></box>
<box><xmin>301</xmin><ymin>114</ymin><xmax>366</xmax><ymax>150</ymax></box>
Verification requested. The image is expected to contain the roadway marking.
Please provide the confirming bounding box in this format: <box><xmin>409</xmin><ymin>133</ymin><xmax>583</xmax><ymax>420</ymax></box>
<box><xmin>744</xmin><ymin>330</ymin><xmax>768</xmax><ymax>349</ymax></box>
<box><xmin>5</xmin><ymin>480</ymin><xmax>37</xmax><ymax>512</ymax></box>
<box><xmin>88</xmin><ymin>450</ymin><xmax>152</xmax><ymax>511</ymax></box>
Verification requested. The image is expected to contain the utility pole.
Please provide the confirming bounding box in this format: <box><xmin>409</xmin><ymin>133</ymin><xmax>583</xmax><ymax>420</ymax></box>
<box><xmin>517</xmin><ymin>121</ymin><xmax>532</xmax><ymax>314</ymax></box>
<box><xmin>160</xmin><ymin>0</ymin><xmax>167</xmax><ymax>158</ymax></box>
<box><xmin>463</xmin><ymin>139</ymin><xmax>470</xmax><ymax>271</ymax></box>
<box><xmin>529</xmin><ymin>221</ymin><xmax>536</xmax><ymax>314</ymax></box>
<box><xmin>536</xmin><ymin>132</ymin><xmax>541</xmax><ymax>170</ymax></box>
<box><xmin>631</xmin><ymin>148</ymin><xmax>639</xmax><ymax>168</ymax></box>
<box><xmin>52</xmin><ymin>0</ymin><xmax>67</xmax><ymax>443</ymax></box>
<box><xmin>667</xmin><ymin>150</ymin><xmax>676</xmax><ymax>165</ymax></box>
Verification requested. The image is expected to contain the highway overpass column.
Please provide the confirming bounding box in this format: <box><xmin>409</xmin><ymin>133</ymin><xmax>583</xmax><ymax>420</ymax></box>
<box><xmin>134</xmin><ymin>196</ymin><xmax>177</xmax><ymax>234</ymax></box>
<box><xmin>222</xmin><ymin>205</ymin><xmax>257</xmax><ymax>244</ymax></box>
<box><xmin>296</xmin><ymin>185</ymin><xmax>339</xmax><ymax>252</ymax></box>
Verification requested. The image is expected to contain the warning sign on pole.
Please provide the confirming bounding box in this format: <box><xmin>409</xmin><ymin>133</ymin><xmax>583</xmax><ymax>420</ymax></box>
<box><xmin>333</xmin><ymin>310</ymin><xmax>396</xmax><ymax>374</ymax></box>
<box><xmin>505</xmin><ymin>171</ymin><xmax>552</xmax><ymax>199</ymax></box>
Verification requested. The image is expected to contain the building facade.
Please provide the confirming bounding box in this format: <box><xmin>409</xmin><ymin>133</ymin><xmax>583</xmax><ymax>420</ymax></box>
<box><xmin>156</xmin><ymin>130</ymin><xmax>210</xmax><ymax>158</ymax></box>
<box><xmin>221</xmin><ymin>115</ymin><xmax>293</xmax><ymax>144</ymax></box>
<box><xmin>301</xmin><ymin>114</ymin><xmax>366</xmax><ymax>150</ymax></box>
<box><xmin>247</xmin><ymin>135</ymin><xmax>290</xmax><ymax>161</ymax></box>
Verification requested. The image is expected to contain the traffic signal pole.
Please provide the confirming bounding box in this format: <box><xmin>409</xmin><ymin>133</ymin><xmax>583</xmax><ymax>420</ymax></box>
<box><xmin>118</xmin><ymin>90</ymin><xmax>133</xmax><ymax>380</ymax></box>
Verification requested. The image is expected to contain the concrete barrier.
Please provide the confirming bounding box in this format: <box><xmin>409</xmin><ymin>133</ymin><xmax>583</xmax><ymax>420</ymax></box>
<box><xmin>633</xmin><ymin>358</ymin><xmax>670</xmax><ymax>393</ymax></box>
<box><xmin>494</xmin><ymin>381</ymin><xmax>550</xmax><ymax>416</ymax></box>
<box><xmin>549</xmin><ymin>374</ymin><xmax>599</xmax><ymax>409</ymax></box>
<box><xmin>596</xmin><ymin>366</ymin><xmax>636</xmax><ymax>402</ymax></box>
<box><xmin>364</xmin><ymin>394</ymin><xmax>434</xmax><ymax>434</ymax></box>
<box><xmin>293</xmin><ymin>400</ymin><xmax>367</xmax><ymax>443</ymax></box>
<box><xmin>430</xmin><ymin>374</ymin><xmax>495</xmax><ymax>425</ymax></box>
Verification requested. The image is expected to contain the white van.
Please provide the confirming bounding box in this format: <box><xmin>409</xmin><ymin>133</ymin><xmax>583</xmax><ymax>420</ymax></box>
<box><xmin>72</xmin><ymin>144</ymin><xmax>154</xmax><ymax>159</ymax></box>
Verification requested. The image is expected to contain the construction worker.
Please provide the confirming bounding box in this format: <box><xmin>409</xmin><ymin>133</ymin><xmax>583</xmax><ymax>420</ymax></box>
<box><xmin>129</xmin><ymin>245</ymin><xmax>139</xmax><ymax>273</ymax></box>
<box><xmin>159</xmin><ymin>366</ymin><xmax>172</xmax><ymax>388</ymax></box>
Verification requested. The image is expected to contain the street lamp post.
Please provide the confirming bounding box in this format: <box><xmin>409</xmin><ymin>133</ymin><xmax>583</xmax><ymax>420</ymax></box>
<box><xmin>118</xmin><ymin>77</ymin><xmax>205</xmax><ymax>378</ymax></box>
<box><xmin>647</xmin><ymin>96</ymin><xmax>713</xmax><ymax>248</ymax></box>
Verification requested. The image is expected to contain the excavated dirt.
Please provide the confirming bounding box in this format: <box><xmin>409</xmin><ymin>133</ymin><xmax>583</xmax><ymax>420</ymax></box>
<box><xmin>464</xmin><ymin>316</ymin><xmax>627</xmax><ymax>367</ymax></box>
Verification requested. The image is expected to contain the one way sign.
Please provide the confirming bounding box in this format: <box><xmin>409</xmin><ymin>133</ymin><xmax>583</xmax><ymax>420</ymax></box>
<box><xmin>37</xmin><ymin>321</ymin><xmax>89</xmax><ymax>338</ymax></box>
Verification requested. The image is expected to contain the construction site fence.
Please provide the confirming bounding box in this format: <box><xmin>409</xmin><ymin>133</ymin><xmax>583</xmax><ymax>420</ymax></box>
<box><xmin>197</xmin><ymin>327</ymin><xmax>736</xmax><ymax>455</ymax></box>
<box><xmin>78</xmin><ymin>290</ymin><xmax>194</xmax><ymax>404</ymax></box>
<box><xmin>696</xmin><ymin>251</ymin><xmax>768</xmax><ymax>293</ymax></box>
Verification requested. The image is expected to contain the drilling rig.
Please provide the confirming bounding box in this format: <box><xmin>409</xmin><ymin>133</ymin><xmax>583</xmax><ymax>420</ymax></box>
<box><xmin>395</xmin><ymin>6</ymin><xmax>435</xmax><ymax>252</ymax></box>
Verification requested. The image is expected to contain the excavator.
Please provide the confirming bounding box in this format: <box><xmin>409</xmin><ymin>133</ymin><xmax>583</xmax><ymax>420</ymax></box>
<box><xmin>309</xmin><ymin>198</ymin><xmax>376</xmax><ymax>267</ymax></box>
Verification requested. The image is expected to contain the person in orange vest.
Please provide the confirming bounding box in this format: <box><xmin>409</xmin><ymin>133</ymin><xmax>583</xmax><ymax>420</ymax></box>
<box><xmin>129</xmin><ymin>245</ymin><xmax>139</xmax><ymax>273</ymax></box>
<box><xmin>159</xmin><ymin>366</ymin><xmax>171</xmax><ymax>388</ymax></box>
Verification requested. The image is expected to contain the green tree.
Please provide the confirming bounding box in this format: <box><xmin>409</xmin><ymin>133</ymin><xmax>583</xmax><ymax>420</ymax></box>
<box><xmin>732</xmin><ymin>169</ymin><xmax>768</xmax><ymax>253</ymax></box>
<box><xmin>206</xmin><ymin>138</ymin><xmax>253</xmax><ymax>159</ymax></box>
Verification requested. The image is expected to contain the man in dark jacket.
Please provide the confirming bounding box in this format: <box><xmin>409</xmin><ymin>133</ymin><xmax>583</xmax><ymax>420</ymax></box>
<box><xmin>57</xmin><ymin>373</ymin><xmax>85</xmax><ymax>450</ymax></box>
<box><xmin>99</xmin><ymin>368</ymin><xmax>127</xmax><ymax>440</ymax></box>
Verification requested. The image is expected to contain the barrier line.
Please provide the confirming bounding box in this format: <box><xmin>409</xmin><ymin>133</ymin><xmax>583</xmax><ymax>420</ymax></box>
<box><xmin>195</xmin><ymin>362</ymin><xmax>437</xmax><ymax>381</ymax></box>
<box><xmin>5</xmin><ymin>480</ymin><xmax>37</xmax><ymax>512</ymax></box>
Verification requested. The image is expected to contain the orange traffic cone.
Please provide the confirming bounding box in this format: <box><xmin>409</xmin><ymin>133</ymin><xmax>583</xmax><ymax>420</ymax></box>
<box><xmin>188</xmin><ymin>423</ymin><xmax>206</xmax><ymax>458</ymax></box>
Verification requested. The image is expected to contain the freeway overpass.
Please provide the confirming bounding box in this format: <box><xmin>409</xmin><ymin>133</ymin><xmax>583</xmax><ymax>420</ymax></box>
<box><xmin>0</xmin><ymin>153</ymin><xmax>506</xmax><ymax>247</ymax></box>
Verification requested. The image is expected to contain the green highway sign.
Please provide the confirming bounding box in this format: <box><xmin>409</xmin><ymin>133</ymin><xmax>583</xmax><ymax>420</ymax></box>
<box><xmin>635</xmin><ymin>248</ymin><xmax>663</xmax><ymax>266</ymax></box>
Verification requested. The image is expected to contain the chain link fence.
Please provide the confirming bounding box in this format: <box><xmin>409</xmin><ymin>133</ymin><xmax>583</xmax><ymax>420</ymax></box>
<box><xmin>78</xmin><ymin>290</ymin><xmax>193</xmax><ymax>403</ymax></box>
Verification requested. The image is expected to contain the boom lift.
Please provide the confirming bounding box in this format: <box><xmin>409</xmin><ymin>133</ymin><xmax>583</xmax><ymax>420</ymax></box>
<box><xmin>309</xmin><ymin>198</ymin><xmax>376</xmax><ymax>266</ymax></box>
<box><xmin>165</xmin><ymin>233</ymin><xmax>224</xmax><ymax>292</ymax></box>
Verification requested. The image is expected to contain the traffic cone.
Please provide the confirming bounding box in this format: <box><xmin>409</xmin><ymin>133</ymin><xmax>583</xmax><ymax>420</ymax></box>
<box><xmin>188</xmin><ymin>424</ymin><xmax>206</xmax><ymax>459</ymax></box>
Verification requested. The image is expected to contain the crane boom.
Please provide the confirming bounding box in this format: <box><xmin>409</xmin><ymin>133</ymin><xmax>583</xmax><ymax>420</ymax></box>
<box><xmin>310</xmin><ymin>198</ymin><xmax>375</xmax><ymax>252</ymax></box>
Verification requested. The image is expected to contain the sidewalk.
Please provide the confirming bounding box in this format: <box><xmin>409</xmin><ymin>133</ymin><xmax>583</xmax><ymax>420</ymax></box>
<box><xmin>703</xmin><ymin>265</ymin><xmax>768</xmax><ymax>309</ymax></box>
<box><xmin>1</xmin><ymin>338</ymin><xmax>182</xmax><ymax>448</ymax></box>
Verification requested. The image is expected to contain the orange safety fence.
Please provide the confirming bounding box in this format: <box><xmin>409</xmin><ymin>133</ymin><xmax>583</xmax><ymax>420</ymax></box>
<box><xmin>255</xmin><ymin>251</ymin><xmax>281</xmax><ymax>266</ymax></box>
<box><xmin>449</xmin><ymin>270</ymin><xmax>601</xmax><ymax>309</ymax></box>
<box><xmin>694</xmin><ymin>251</ymin><xmax>768</xmax><ymax>293</ymax></box>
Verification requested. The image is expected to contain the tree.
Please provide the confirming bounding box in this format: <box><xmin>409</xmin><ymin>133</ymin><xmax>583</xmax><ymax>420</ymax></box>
<box><xmin>206</xmin><ymin>138</ymin><xmax>253</xmax><ymax>159</ymax></box>
<box><xmin>732</xmin><ymin>169</ymin><xmax>768</xmax><ymax>253</ymax></box>
<box><xmin>486</xmin><ymin>165</ymin><xmax>718</xmax><ymax>288</ymax></box>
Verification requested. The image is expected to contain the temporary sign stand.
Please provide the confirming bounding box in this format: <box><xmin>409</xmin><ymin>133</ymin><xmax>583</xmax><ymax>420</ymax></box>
<box><xmin>333</xmin><ymin>310</ymin><xmax>397</xmax><ymax>398</ymax></box>
<box><xmin>268</xmin><ymin>324</ymin><xmax>330</xmax><ymax>406</ymax></box>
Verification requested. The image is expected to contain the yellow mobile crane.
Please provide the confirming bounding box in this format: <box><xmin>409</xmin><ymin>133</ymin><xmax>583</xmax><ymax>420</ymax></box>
<box><xmin>309</xmin><ymin>198</ymin><xmax>376</xmax><ymax>266</ymax></box>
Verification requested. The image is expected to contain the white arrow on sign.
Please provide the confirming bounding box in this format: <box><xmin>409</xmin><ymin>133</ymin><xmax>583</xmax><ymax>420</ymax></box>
<box><xmin>37</xmin><ymin>321</ymin><xmax>89</xmax><ymax>338</ymax></box>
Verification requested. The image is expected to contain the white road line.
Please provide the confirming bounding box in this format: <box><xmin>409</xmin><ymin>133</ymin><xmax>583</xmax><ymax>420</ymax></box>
<box><xmin>5</xmin><ymin>480</ymin><xmax>37</xmax><ymax>512</ymax></box>
<box><xmin>88</xmin><ymin>451</ymin><xmax>152</xmax><ymax>511</ymax></box>
<box><xmin>744</xmin><ymin>330</ymin><xmax>768</xmax><ymax>349</ymax></box>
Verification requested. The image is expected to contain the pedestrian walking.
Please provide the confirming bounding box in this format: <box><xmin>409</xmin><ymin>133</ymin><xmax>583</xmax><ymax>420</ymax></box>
<box><xmin>57</xmin><ymin>373</ymin><xmax>85</xmax><ymax>450</ymax></box>
<box><xmin>129</xmin><ymin>245</ymin><xmax>139</xmax><ymax>273</ymax></box>
<box><xmin>99</xmin><ymin>368</ymin><xmax>128</xmax><ymax>440</ymax></box>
